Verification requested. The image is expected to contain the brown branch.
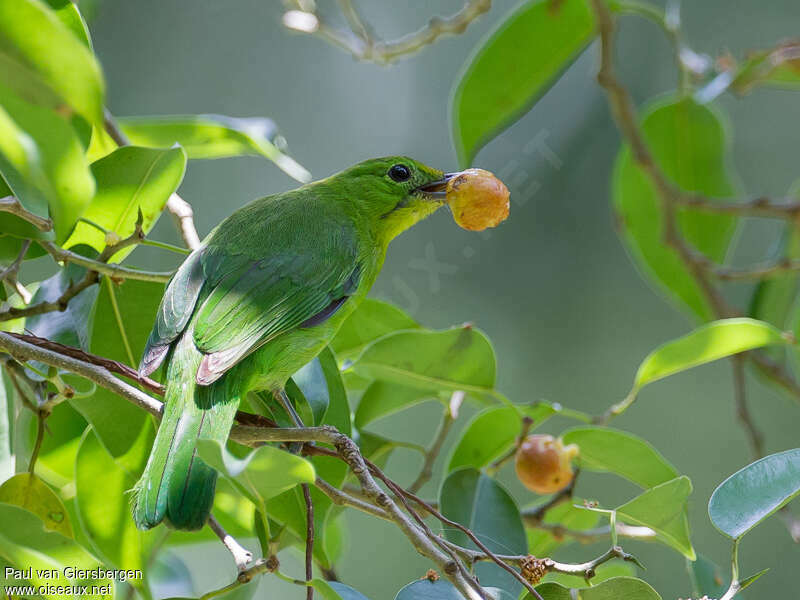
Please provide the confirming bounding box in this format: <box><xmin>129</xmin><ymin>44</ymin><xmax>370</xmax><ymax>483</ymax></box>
<box><xmin>368</xmin><ymin>464</ymin><xmax>543</xmax><ymax>600</ymax></box>
<box><xmin>731</xmin><ymin>355</ymin><xmax>764</xmax><ymax>459</ymax></box>
<box><xmin>0</xmin><ymin>332</ymin><xmax>275</xmax><ymax>428</ymax></box>
<box><xmin>302</xmin><ymin>484</ymin><xmax>315</xmax><ymax>600</ymax></box>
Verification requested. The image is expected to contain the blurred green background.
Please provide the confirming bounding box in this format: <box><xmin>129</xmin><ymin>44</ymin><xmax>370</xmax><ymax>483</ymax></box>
<box><xmin>80</xmin><ymin>1</ymin><xmax>800</xmax><ymax>597</ymax></box>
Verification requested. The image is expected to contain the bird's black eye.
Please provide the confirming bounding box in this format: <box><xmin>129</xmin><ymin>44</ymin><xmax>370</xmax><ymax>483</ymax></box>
<box><xmin>388</xmin><ymin>164</ymin><xmax>411</xmax><ymax>182</ymax></box>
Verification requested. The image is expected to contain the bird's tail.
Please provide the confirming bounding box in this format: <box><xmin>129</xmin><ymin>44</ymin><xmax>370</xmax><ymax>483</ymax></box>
<box><xmin>132</xmin><ymin>332</ymin><xmax>240</xmax><ymax>531</ymax></box>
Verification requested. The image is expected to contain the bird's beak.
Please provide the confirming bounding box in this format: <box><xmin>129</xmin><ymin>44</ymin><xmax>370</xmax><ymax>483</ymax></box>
<box><xmin>414</xmin><ymin>173</ymin><xmax>458</xmax><ymax>199</ymax></box>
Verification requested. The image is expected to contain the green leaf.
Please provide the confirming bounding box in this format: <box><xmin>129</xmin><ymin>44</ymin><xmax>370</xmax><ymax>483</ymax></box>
<box><xmin>632</xmin><ymin>318</ymin><xmax>787</xmax><ymax>393</ymax></box>
<box><xmin>0</xmin><ymin>372</ymin><xmax>12</xmax><ymax>481</ymax></box>
<box><xmin>75</xmin><ymin>426</ymin><xmax>158</xmax><ymax>575</ymax></box>
<box><xmin>738</xmin><ymin>567</ymin><xmax>769</xmax><ymax>591</ymax></box>
<box><xmin>451</xmin><ymin>0</ymin><xmax>595</xmax><ymax>166</ymax></box>
<box><xmin>197</xmin><ymin>439</ymin><xmax>315</xmax><ymax>505</ymax></box>
<box><xmin>615</xmin><ymin>476</ymin><xmax>695</xmax><ymax>559</ymax></box>
<box><xmin>327</xmin><ymin>582</ymin><xmax>371</xmax><ymax>600</ymax></box>
<box><xmin>0</xmin><ymin>85</ymin><xmax>95</xmax><ymax>241</ymax></box>
<box><xmin>118</xmin><ymin>114</ymin><xmax>310</xmax><ymax>183</ymax></box>
<box><xmin>527</xmin><ymin>497</ymin><xmax>600</xmax><ymax>556</ymax></box>
<box><xmin>25</xmin><ymin>261</ymin><xmax>98</xmax><ymax>354</ymax></box>
<box><xmin>350</xmin><ymin>326</ymin><xmax>497</xmax><ymax>399</ymax></box>
<box><xmin>290</xmin><ymin>357</ymin><xmax>332</xmax><ymax>426</ymax></box>
<box><xmin>439</xmin><ymin>467</ymin><xmax>526</xmax><ymax>592</ymax></box>
<box><xmin>0</xmin><ymin>502</ymin><xmax>103</xmax><ymax>595</ymax></box>
<box><xmin>687</xmin><ymin>554</ymin><xmax>727</xmax><ymax>599</ymax></box>
<box><xmin>0</xmin><ymin>102</ymin><xmax>49</xmax><ymax>219</ymax></box>
<box><xmin>64</xmin><ymin>145</ymin><xmax>187</xmax><ymax>261</ymax></box>
<box><xmin>71</xmin><ymin>278</ymin><xmax>163</xmax><ymax>456</ymax></box>
<box><xmin>331</xmin><ymin>298</ymin><xmax>418</xmax><ymax>362</ymax></box>
<box><xmin>354</xmin><ymin>381</ymin><xmax>434</xmax><ymax>429</ymax></box>
<box><xmin>446</xmin><ymin>403</ymin><xmax>555</xmax><ymax>472</ymax></box>
<box><xmin>612</xmin><ymin>96</ymin><xmax>738</xmax><ymax>321</ymax></box>
<box><xmin>316</xmin><ymin>346</ymin><xmax>351</xmax><ymax>438</ymax></box>
<box><xmin>0</xmin><ymin>0</ymin><xmax>105</xmax><ymax>124</ymax></box>
<box><xmin>561</xmin><ymin>427</ymin><xmax>678</xmax><ymax>488</ymax></box>
<box><xmin>44</xmin><ymin>0</ymin><xmax>93</xmax><ymax>49</ymax></box>
<box><xmin>708</xmin><ymin>447</ymin><xmax>800</xmax><ymax>539</ymax></box>
<box><xmin>529</xmin><ymin>577</ymin><xmax>662</xmax><ymax>600</ymax></box>
<box><xmin>395</xmin><ymin>581</ymin><xmax>511</xmax><ymax>600</ymax></box>
<box><xmin>0</xmin><ymin>473</ymin><xmax>72</xmax><ymax>537</ymax></box>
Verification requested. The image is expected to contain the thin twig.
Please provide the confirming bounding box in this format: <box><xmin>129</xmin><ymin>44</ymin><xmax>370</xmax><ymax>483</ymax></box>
<box><xmin>0</xmin><ymin>196</ymin><xmax>52</xmax><ymax>231</ymax></box>
<box><xmin>285</xmin><ymin>0</ymin><xmax>491</xmax><ymax>64</ymax></box>
<box><xmin>208</xmin><ymin>515</ymin><xmax>253</xmax><ymax>571</ymax></box>
<box><xmin>488</xmin><ymin>415</ymin><xmax>534</xmax><ymax>474</ymax></box>
<box><xmin>302</xmin><ymin>483</ymin><xmax>315</xmax><ymax>600</ymax></box>
<box><xmin>28</xmin><ymin>410</ymin><xmax>47</xmax><ymax>473</ymax></box>
<box><xmin>713</xmin><ymin>258</ymin><xmax>800</xmax><ymax>281</ymax></box>
<box><xmin>731</xmin><ymin>355</ymin><xmax>764</xmax><ymax>459</ymax></box>
<box><xmin>407</xmin><ymin>409</ymin><xmax>454</xmax><ymax>493</ymax></box>
<box><xmin>676</xmin><ymin>194</ymin><xmax>800</xmax><ymax>219</ymax></box>
<box><xmin>523</xmin><ymin>470</ymin><xmax>580</xmax><ymax>525</ymax></box>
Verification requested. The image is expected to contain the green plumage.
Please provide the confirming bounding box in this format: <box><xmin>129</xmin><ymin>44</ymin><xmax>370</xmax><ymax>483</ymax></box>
<box><xmin>133</xmin><ymin>157</ymin><xmax>448</xmax><ymax>531</ymax></box>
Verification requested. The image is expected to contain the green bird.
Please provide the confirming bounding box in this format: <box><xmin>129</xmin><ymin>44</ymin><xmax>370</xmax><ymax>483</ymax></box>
<box><xmin>133</xmin><ymin>156</ymin><xmax>454</xmax><ymax>531</ymax></box>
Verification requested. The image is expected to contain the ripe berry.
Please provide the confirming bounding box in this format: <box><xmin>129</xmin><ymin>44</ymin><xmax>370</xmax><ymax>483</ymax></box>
<box><xmin>515</xmin><ymin>434</ymin><xmax>579</xmax><ymax>494</ymax></box>
<box><xmin>446</xmin><ymin>168</ymin><xmax>510</xmax><ymax>231</ymax></box>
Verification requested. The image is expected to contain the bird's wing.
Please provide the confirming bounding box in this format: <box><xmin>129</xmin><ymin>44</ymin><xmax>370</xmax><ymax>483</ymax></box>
<box><xmin>139</xmin><ymin>249</ymin><xmax>206</xmax><ymax>375</ymax></box>
<box><xmin>190</xmin><ymin>234</ymin><xmax>361</xmax><ymax>383</ymax></box>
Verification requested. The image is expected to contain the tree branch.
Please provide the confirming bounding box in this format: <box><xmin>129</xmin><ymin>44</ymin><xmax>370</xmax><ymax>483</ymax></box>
<box><xmin>283</xmin><ymin>0</ymin><xmax>491</xmax><ymax>64</ymax></box>
<box><xmin>0</xmin><ymin>196</ymin><xmax>52</xmax><ymax>231</ymax></box>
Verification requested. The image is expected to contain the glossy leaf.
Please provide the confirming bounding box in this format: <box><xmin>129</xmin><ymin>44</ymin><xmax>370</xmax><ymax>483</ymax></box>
<box><xmin>44</xmin><ymin>0</ymin><xmax>93</xmax><ymax>49</ymax></box>
<box><xmin>632</xmin><ymin>318</ymin><xmax>787</xmax><ymax>393</ymax></box>
<box><xmin>331</xmin><ymin>298</ymin><xmax>419</xmax><ymax>362</ymax></box>
<box><xmin>452</xmin><ymin>0</ymin><xmax>595</xmax><ymax>165</ymax></box>
<box><xmin>529</xmin><ymin>577</ymin><xmax>662</xmax><ymax>600</ymax></box>
<box><xmin>447</xmin><ymin>403</ymin><xmax>555</xmax><ymax>472</ymax></box>
<box><xmin>327</xmin><ymin>582</ymin><xmax>371</xmax><ymax>600</ymax></box>
<box><xmin>64</xmin><ymin>145</ymin><xmax>187</xmax><ymax>261</ymax></box>
<box><xmin>0</xmin><ymin>0</ymin><xmax>105</xmax><ymax>124</ymax></box>
<box><xmin>394</xmin><ymin>580</ymin><xmax>510</xmax><ymax>600</ymax></box>
<box><xmin>0</xmin><ymin>86</ymin><xmax>95</xmax><ymax>241</ymax></box>
<box><xmin>197</xmin><ymin>438</ymin><xmax>315</xmax><ymax>505</ymax></box>
<box><xmin>616</xmin><ymin>476</ymin><xmax>695</xmax><ymax>559</ymax></box>
<box><xmin>561</xmin><ymin>427</ymin><xmax>678</xmax><ymax>488</ymax></box>
<box><xmin>0</xmin><ymin>502</ymin><xmax>103</xmax><ymax>595</ymax></box>
<box><xmin>613</xmin><ymin>96</ymin><xmax>738</xmax><ymax>321</ymax></box>
<box><xmin>118</xmin><ymin>114</ymin><xmax>310</xmax><ymax>183</ymax></box>
<box><xmin>709</xmin><ymin>447</ymin><xmax>800</xmax><ymax>539</ymax></box>
<box><xmin>0</xmin><ymin>473</ymin><xmax>72</xmax><ymax>537</ymax></box>
<box><xmin>72</xmin><ymin>279</ymin><xmax>163</xmax><ymax>456</ymax></box>
<box><xmin>350</xmin><ymin>326</ymin><xmax>496</xmax><ymax>399</ymax></box>
<box><xmin>354</xmin><ymin>381</ymin><xmax>434</xmax><ymax>429</ymax></box>
<box><xmin>75</xmin><ymin>427</ymin><xmax>158</xmax><ymax>575</ymax></box>
<box><xmin>527</xmin><ymin>497</ymin><xmax>600</xmax><ymax>556</ymax></box>
<box><xmin>440</xmin><ymin>467</ymin><xmax>526</xmax><ymax>592</ymax></box>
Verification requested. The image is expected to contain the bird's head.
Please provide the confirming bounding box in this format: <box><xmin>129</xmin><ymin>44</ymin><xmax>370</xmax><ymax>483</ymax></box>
<box><xmin>331</xmin><ymin>156</ymin><xmax>454</xmax><ymax>245</ymax></box>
